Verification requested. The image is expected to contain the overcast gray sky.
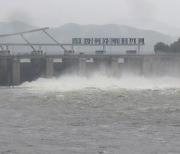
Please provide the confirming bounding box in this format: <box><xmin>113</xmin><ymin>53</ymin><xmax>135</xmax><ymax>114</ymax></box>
<box><xmin>0</xmin><ymin>0</ymin><xmax>180</xmax><ymax>35</ymax></box>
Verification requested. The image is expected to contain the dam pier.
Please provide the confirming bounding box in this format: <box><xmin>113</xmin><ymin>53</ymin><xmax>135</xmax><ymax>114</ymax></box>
<box><xmin>0</xmin><ymin>53</ymin><xmax>180</xmax><ymax>86</ymax></box>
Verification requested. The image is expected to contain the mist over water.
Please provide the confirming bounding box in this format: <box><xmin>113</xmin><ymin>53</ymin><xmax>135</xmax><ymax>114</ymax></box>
<box><xmin>2</xmin><ymin>70</ymin><xmax>180</xmax><ymax>154</ymax></box>
<box><xmin>20</xmin><ymin>72</ymin><xmax>180</xmax><ymax>92</ymax></box>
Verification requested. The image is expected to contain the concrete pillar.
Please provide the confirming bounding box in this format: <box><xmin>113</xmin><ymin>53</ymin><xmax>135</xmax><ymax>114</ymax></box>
<box><xmin>124</xmin><ymin>58</ymin><xmax>130</xmax><ymax>72</ymax></box>
<box><xmin>79</xmin><ymin>57</ymin><xmax>86</xmax><ymax>75</ymax></box>
<box><xmin>111</xmin><ymin>57</ymin><xmax>119</xmax><ymax>76</ymax></box>
<box><xmin>46</xmin><ymin>57</ymin><xmax>54</xmax><ymax>78</ymax></box>
<box><xmin>0</xmin><ymin>58</ymin><xmax>11</xmax><ymax>86</ymax></box>
<box><xmin>0</xmin><ymin>58</ymin><xmax>7</xmax><ymax>85</ymax></box>
<box><xmin>12</xmin><ymin>57</ymin><xmax>20</xmax><ymax>85</ymax></box>
<box><xmin>175</xmin><ymin>57</ymin><xmax>180</xmax><ymax>76</ymax></box>
<box><xmin>151</xmin><ymin>57</ymin><xmax>161</xmax><ymax>76</ymax></box>
<box><xmin>142</xmin><ymin>57</ymin><xmax>152</xmax><ymax>76</ymax></box>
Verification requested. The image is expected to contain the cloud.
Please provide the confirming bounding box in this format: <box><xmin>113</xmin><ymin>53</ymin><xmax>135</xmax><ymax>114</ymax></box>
<box><xmin>126</xmin><ymin>0</ymin><xmax>156</xmax><ymax>20</ymax></box>
<box><xmin>6</xmin><ymin>9</ymin><xmax>33</xmax><ymax>24</ymax></box>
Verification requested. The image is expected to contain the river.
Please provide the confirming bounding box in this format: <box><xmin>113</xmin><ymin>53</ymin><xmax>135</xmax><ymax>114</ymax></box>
<box><xmin>0</xmin><ymin>74</ymin><xmax>180</xmax><ymax>154</ymax></box>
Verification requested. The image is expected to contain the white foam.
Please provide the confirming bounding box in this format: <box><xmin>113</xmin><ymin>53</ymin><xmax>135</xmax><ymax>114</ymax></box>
<box><xmin>20</xmin><ymin>73</ymin><xmax>180</xmax><ymax>92</ymax></box>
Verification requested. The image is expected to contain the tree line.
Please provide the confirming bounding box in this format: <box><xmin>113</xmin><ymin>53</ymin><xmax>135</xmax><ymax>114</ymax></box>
<box><xmin>154</xmin><ymin>38</ymin><xmax>180</xmax><ymax>53</ymax></box>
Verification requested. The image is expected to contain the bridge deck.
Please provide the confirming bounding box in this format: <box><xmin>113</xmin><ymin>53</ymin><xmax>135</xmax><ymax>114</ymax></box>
<box><xmin>0</xmin><ymin>53</ymin><xmax>179</xmax><ymax>59</ymax></box>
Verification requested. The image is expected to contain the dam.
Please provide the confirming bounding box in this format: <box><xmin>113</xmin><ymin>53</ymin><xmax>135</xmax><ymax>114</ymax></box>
<box><xmin>0</xmin><ymin>53</ymin><xmax>180</xmax><ymax>86</ymax></box>
<box><xmin>0</xmin><ymin>27</ymin><xmax>180</xmax><ymax>86</ymax></box>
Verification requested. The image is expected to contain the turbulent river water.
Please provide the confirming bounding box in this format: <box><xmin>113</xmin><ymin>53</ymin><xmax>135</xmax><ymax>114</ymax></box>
<box><xmin>0</xmin><ymin>74</ymin><xmax>180</xmax><ymax>154</ymax></box>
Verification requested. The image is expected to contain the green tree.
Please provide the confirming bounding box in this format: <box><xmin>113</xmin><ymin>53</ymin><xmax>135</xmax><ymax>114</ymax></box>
<box><xmin>169</xmin><ymin>38</ymin><xmax>180</xmax><ymax>52</ymax></box>
<box><xmin>154</xmin><ymin>42</ymin><xmax>169</xmax><ymax>53</ymax></box>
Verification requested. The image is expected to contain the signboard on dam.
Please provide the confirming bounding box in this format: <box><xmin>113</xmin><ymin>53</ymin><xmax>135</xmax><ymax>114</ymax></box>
<box><xmin>72</xmin><ymin>38</ymin><xmax>145</xmax><ymax>45</ymax></box>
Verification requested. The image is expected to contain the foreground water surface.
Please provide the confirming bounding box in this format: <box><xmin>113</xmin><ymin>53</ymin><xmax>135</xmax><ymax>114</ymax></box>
<box><xmin>0</xmin><ymin>75</ymin><xmax>180</xmax><ymax>154</ymax></box>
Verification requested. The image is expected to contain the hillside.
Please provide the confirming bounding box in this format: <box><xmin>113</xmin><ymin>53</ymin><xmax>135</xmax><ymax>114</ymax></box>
<box><xmin>0</xmin><ymin>21</ymin><xmax>175</xmax><ymax>53</ymax></box>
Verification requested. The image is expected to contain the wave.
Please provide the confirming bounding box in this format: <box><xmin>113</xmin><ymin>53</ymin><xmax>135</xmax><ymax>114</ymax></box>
<box><xmin>20</xmin><ymin>73</ymin><xmax>180</xmax><ymax>92</ymax></box>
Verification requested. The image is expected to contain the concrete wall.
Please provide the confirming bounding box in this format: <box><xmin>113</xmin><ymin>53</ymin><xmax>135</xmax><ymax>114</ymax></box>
<box><xmin>79</xmin><ymin>57</ymin><xmax>86</xmax><ymax>75</ymax></box>
<box><xmin>0</xmin><ymin>58</ymin><xmax>11</xmax><ymax>85</ymax></box>
<box><xmin>111</xmin><ymin>57</ymin><xmax>119</xmax><ymax>76</ymax></box>
<box><xmin>46</xmin><ymin>57</ymin><xmax>54</xmax><ymax>78</ymax></box>
<box><xmin>12</xmin><ymin>58</ymin><xmax>20</xmax><ymax>85</ymax></box>
<box><xmin>0</xmin><ymin>55</ymin><xmax>180</xmax><ymax>86</ymax></box>
<box><xmin>142</xmin><ymin>57</ymin><xmax>152</xmax><ymax>76</ymax></box>
<box><xmin>175</xmin><ymin>57</ymin><xmax>180</xmax><ymax>76</ymax></box>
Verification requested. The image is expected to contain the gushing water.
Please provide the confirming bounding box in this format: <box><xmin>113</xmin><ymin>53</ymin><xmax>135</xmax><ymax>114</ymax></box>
<box><xmin>2</xmin><ymin>73</ymin><xmax>180</xmax><ymax>154</ymax></box>
<box><xmin>20</xmin><ymin>73</ymin><xmax>180</xmax><ymax>92</ymax></box>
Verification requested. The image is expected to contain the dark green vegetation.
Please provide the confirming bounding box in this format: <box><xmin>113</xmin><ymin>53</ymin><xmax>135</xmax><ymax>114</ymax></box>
<box><xmin>154</xmin><ymin>38</ymin><xmax>180</xmax><ymax>53</ymax></box>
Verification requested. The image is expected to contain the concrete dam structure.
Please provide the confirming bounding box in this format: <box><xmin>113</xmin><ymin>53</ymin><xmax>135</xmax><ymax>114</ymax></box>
<box><xmin>0</xmin><ymin>27</ymin><xmax>180</xmax><ymax>86</ymax></box>
<box><xmin>0</xmin><ymin>53</ymin><xmax>180</xmax><ymax>86</ymax></box>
